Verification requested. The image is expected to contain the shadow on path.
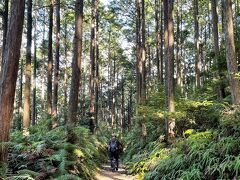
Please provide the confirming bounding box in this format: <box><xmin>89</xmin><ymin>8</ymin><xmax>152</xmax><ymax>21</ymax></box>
<box><xmin>95</xmin><ymin>161</ymin><xmax>135</xmax><ymax>180</ymax></box>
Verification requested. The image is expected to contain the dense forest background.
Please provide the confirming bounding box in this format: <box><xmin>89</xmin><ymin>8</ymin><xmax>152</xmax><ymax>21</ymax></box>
<box><xmin>1</xmin><ymin>0</ymin><xmax>240</xmax><ymax>179</ymax></box>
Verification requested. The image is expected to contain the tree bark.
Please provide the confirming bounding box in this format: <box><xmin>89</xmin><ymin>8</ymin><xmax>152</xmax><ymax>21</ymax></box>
<box><xmin>155</xmin><ymin>0</ymin><xmax>161</xmax><ymax>83</ymax></box>
<box><xmin>63</xmin><ymin>21</ymin><xmax>68</xmax><ymax>124</ymax></box>
<box><xmin>1</xmin><ymin>0</ymin><xmax>9</xmax><ymax>65</ymax></box>
<box><xmin>23</xmin><ymin>0</ymin><xmax>32</xmax><ymax>135</ymax></box>
<box><xmin>176</xmin><ymin>0</ymin><xmax>182</xmax><ymax>87</ymax></box>
<box><xmin>89</xmin><ymin>0</ymin><xmax>96</xmax><ymax>133</ymax></box>
<box><xmin>32</xmin><ymin>7</ymin><xmax>37</xmax><ymax>126</ymax></box>
<box><xmin>224</xmin><ymin>0</ymin><xmax>240</xmax><ymax>104</ymax></box>
<box><xmin>68</xmin><ymin>0</ymin><xmax>84</xmax><ymax>124</ymax></box>
<box><xmin>136</xmin><ymin>0</ymin><xmax>146</xmax><ymax>105</ymax></box>
<box><xmin>52</xmin><ymin>0</ymin><xmax>60</xmax><ymax>127</ymax></box>
<box><xmin>47</xmin><ymin>0</ymin><xmax>53</xmax><ymax>117</ymax></box>
<box><xmin>121</xmin><ymin>78</ymin><xmax>125</xmax><ymax>132</ymax></box>
<box><xmin>164</xmin><ymin>0</ymin><xmax>175</xmax><ymax>142</ymax></box>
<box><xmin>194</xmin><ymin>0</ymin><xmax>201</xmax><ymax>88</ymax></box>
<box><xmin>211</xmin><ymin>0</ymin><xmax>225</xmax><ymax>99</ymax></box>
<box><xmin>17</xmin><ymin>59</ymin><xmax>23</xmax><ymax>130</ymax></box>
<box><xmin>0</xmin><ymin>0</ymin><xmax>25</xmax><ymax>163</ymax></box>
<box><xmin>95</xmin><ymin>0</ymin><xmax>100</xmax><ymax>131</ymax></box>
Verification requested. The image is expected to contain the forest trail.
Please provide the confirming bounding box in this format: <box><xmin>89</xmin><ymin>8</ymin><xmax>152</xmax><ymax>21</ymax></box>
<box><xmin>95</xmin><ymin>162</ymin><xmax>135</xmax><ymax>180</ymax></box>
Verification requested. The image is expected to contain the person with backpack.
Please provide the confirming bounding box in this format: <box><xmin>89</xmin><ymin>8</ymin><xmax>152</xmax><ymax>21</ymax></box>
<box><xmin>108</xmin><ymin>134</ymin><xmax>122</xmax><ymax>171</ymax></box>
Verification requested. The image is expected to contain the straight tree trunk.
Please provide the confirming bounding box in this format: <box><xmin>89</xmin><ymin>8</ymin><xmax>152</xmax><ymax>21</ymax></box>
<box><xmin>224</xmin><ymin>0</ymin><xmax>240</xmax><ymax>104</ymax></box>
<box><xmin>0</xmin><ymin>0</ymin><xmax>25</xmax><ymax>163</ymax></box>
<box><xmin>176</xmin><ymin>0</ymin><xmax>181</xmax><ymax>87</ymax></box>
<box><xmin>52</xmin><ymin>0</ymin><xmax>60</xmax><ymax>126</ymax></box>
<box><xmin>95</xmin><ymin>0</ymin><xmax>100</xmax><ymax>130</ymax></box>
<box><xmin>160</xmin><ymin>0</ymin><xmax>164</xmax><ymax>85</ymax></box>
<box><xmin>68</xmin><ymin>0</ymin><xmax>84</xmax><ymax>124</ymax></box>
<box><xmin>17</xmin><ymin>59</ymin><xmax>23</xmax><ymax>130</ymax></box>
<box><xmin>136</xmin><ymin>0</ymin><xmax>141</xmax><ymax>104</ymax></box>
<box><xmin>89</xmin><ymin>0</ymin><xmax>96</xmax><ymax>133</ymax></box>
<box><xmin>211</xmin><ymin>0</ymin><xmax>225</xmax><ymax>99</ymax></box>
<box><xmin>41</xmin><ymin>11</ymin><xmax>46</xmax><ymax>110</ymax></box>
<box><xmin>121</xmin><ymin>78</ymin><xmax>125</xmax><ymax>132</ymax></box>
<box><xmin>155</xmin><ymin>0</ymin><xmax>161</xmax><ymax>83</ymax></box>
<box><xmin>164</xmin><ymin>0</ymin><xmax>169</xmax><ymax>82</ymax></box>
<box><xmin>128</xmin><ymin>86</ymin><xmax>133</xmax><ymax>130</ymax></box>
<box><xmin>32</xmin><ymin>9</ymin><xmax>37</xmax><ymax>125</ymax></box>
<box><xmin>23</xmin><ymin>0</ymin><xmax>32</xmax><ymax>135</ymax></box>
<box><xmin>1</xmin><ymin>0</ymin><xmax>9</xmax><ymax>64</ymax></box>
<box><xmin>136</xmin><ymin>0</ymin><xmax>147</xmax><ymax>140</ymax></box>
<box><xmin>164</xmin><ymin>0</ymin><xmax>175</xmax><ymax>142</ymax></box>
<box><xmin>194</xmin><ymin>0</ymin><xmax>201</xmax><ymax>88</ymax></box>
<box><xmin>47</xmin><ymin>0</ymin><xmax>53</xmax><ymax>117</ymax></box>
<box><xmin>63</xmin><ymin>21</ymin><xmax>68</xmax><ymax>124</ymax></box>
<box><xmin>141</xmin><ymin>0</ymin><xmax>146</xmax><ymax>105</ymax></box>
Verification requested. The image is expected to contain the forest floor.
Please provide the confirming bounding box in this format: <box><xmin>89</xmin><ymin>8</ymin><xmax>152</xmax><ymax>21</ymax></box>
<box><xmin>95</xmin><ymin>161</ymin><xmax>135</xmax><ymax>180</ymax></box>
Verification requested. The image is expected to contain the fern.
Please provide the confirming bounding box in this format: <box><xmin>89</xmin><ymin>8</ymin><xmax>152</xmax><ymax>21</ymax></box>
<box><xmin>6</xmin><ymin>174</ymin><xmax>34</xmax><ymax>180</ymax></box>
<box><xmin>16</xmin><ymin>169</ymin><xmax>39</xmax><ymax>178</ymax></box>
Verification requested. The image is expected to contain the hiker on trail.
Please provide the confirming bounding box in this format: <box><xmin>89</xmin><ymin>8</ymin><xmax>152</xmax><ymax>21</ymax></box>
<box><xmin>108</xmin><ymin>134</ymin><xmax>123</xmax><ymax>171</ymax></box>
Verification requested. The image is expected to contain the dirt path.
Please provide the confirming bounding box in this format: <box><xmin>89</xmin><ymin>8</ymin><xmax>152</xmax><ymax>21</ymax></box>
<box><xmin>95</xmin><ymin>162</ymin><xmax>135</xmax><ymax>180</ymax></box>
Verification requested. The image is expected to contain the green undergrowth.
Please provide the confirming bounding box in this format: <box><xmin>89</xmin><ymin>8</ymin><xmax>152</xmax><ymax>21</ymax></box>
<box><xmin>0</xmin><ymin>120</ymin><xmax>108</xmax><ymax>180</ymax></box>
<box><xmin>123</xmin><ymin>97</ymin><xmax>240</xmax><ymax>179</ymax></box>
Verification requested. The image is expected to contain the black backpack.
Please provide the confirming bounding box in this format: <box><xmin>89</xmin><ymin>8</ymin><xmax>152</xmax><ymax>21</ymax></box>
<box><xmin>109</xmin><ymin>140</ymin><xmax>118</xmax><ymax>152</ymax></box>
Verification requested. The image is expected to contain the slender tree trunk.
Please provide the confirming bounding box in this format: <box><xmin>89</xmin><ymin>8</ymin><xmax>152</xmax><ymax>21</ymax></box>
<box><xmin>47</xmin><ymin>0</ymin><xmax>53</xmax><ymax>118</ymax></box>
<box><xmin>1</xmin><ymin>0</ymin><xmax>9</xmax><ymax>65</ymax></box>
<box><xmin>136</xmin><ymin>0</ymin><xmax>141</xmax><ymax>104</ymax></box>
<box><xmin>89</xmin><ymin>0</ymin><xmax>96</xmax><ymax>133</ymax></box>
<box><xmin>128</xmin><ymin>86</ymin><xmax>133</xmax><ymax>130</ymax></box>
<box><xmin>141</xmin><ymin>0</ymin><xmax>146</xmax><ymax>105</ymax></box>
<box><xmin>23</xmin><ymin>0</ymin><xmax>32</xmax><ymax>135</ymax></box>
<box><xmin>176</xmin><ymin>0</ymin><xmax>181</xmax><ymax>87</ymax></box>
<box><xmin>107</xmin><ymin>32</ymin><xmax>111</xmax><ymax>125</ymax></box>
<box><xmin>224</xmin><ymin>0</ymin><xmax>240</xmax><ymax>104</ymax></box>
<box><xmin>17</xmin><ymin>59</ymin><xmax>23</xmax><ymax>130</ymax></box>
<box><xmin>111</xmin><ymin>58</ymin><xmax>116</xmax><ymax>127</ymax></box>
<box><xmin>164</xmin><ymin>0</ymin><xmax>175</xmax><ymax>142</ymax></box>
<box><xmin>95</xmin><ymin>0</ymin><xmax>100</xmax><ymax>131</ymax></box>
<box><xmin>194</xmin><ymin>0</ymin><xmax>201</xmax><ymax>88</ymax></box>
<box><xmin>160</xmin><ymin>0</ymin><xmax>164</xmax><ymax>85</ymax></box>
<box><xmin>32</xmin><ymin>9</ymin><xmax>37</xmax><ymax>126</ymax></box>
<box><xmin>68</xmin><ymin>0</ymin><xmax>84</xmax><ymax>124</ymax></box>
<box><xmin>155</xmin><ymin>0</ymin><xmax>161</xmax><ymax>83</ymax></box>
<box><xmin>164</xmin><ymin>0</ymin><xmax>169</xmax><ymax>85</ymax></box>
<box><xmin>52</xmin><ymin>0</ymin><xmax>60</xmax><ymax>127</ymax></box>
<box><xmin>0</xmin><ymin>0</ymin><xmax>25</xmax><ymax>164</ymax></box>
<box><xmin>136</xmin><ymin>0</ymin><xmax>147</xmax><ymax>139</ymax></box>
<box><xmin>121</xmin><ymin>78</ymin><xmax>125</xmax><ymax>132</ymax></box>
<box><xmin>211</xmin><ymin>0</ymin><xmax>225</xmax><ymax>99</ymax></box>
<box><xmin>41</xmin><ymin>11</ymin><xmax>46</xmax><ymax>110</ymax></box>
<box><xmin>63</xmin><ymin>21</ymin><xmax>68</xmax><ymax>124</ymax></box>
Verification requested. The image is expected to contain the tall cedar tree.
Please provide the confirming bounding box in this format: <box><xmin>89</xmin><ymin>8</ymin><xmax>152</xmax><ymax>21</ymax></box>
<box><xmin>47</xmin><ymin>0</ymin><xmax>53</xmax><ymax>117</ymax></box>
<box><xmin>68</xmin><ymin>0</ymin><xmax>84</xmax><ymax>124</ymax></box>
<box><xmin>23</xmin><ymin>0</ymin><xmax>32</xmax><ymax>135</ymax></box>
<box><xmin>95</xmin><ymin>0</ymin><xmax>100</xmax><ymax>129</ymax></box>
<box><xmin>211</xmin><ymin>0</ymin><xmax>225</xmax><ymax>99</ymax></box>
<box><xmin>1</xmin><ymin>0</ymin><xmax>8</xmax><ymax>63</ymax></box>
<box><xmin>53</xmin><ymin>0</ymin><xmax>61</xmax><ymax>126</ymax></box>
<box><xmin>224</xmin><ymin>0</ymin><xmax>240</xmax><ymax>104</ymax></box>
<box><xmin>136</xmin><ymin>0</ymin><xmax>147</xmax><ymax>139</ymax></box>
<box><xmin>0</xmin><ymin>0</ymin><xmax>25</xmax><ymax>163</ymax></box>
<box><xmin>194</xmin><ymin>0</ymin><xmax>201</xmax><ymax>87</ymax></box>
<box><xmin>164</xmin><ymin>0</ymin><xmax>175</xmax><ymax>142</ymax></box>
<box><xmin>32</xmin><ymin>9</ymin><xmax>37</xmax><ymax>125</ymax></box>
<box><xmin>89</xmin><ymin>0</ymin><xmax>96</xmax><ymax>133</ymax></box>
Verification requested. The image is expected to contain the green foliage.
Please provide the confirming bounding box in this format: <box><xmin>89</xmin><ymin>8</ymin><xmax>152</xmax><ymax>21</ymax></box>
<box><xmin>124</xmin><ymin>103</ymin><xmax>240</xmax><ymax>179</ymax></box>
<box><xmin>5</xmin><ymin>121</ymin><xmax>107</xmax><ymax>179</ymax></box>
